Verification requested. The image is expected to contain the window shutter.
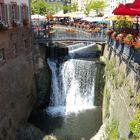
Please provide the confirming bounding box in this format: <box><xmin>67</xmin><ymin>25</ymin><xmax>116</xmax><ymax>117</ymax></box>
<box><xmin>9</xmin><ymin>4</ymin><xmax>12</xmax><ymax>23</ymax></box>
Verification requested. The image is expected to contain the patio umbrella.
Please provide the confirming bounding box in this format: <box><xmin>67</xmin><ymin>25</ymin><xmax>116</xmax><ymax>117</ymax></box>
<box><xmin>132</xmin><ymin>0</ymin><xmax>140</xmax><ymax>8</ymax></box>
<box><xmin>112</xmin><ymin>4</ymin><xmax>139</xmax><ymax>16</ymax></box>
<box><xmin>106</xmin><ymin>15</ymin><xmax>133</xmax><ymax>21</ymax></box>
<box><xmin>31</xmin><ymin>14</ymin><xmax>47</xmax><ymax>20</ymax></box>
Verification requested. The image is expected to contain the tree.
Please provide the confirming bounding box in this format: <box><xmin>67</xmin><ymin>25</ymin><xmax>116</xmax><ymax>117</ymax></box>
<box><xmin>46</xmin><ymin>2</ymin><xmax>63</xmax><ymax>16</ymax></box>
<box><xmin>92</xmin><ymin>0</ymin><xmax>106</xmax><ymax>15</ymax></box>
<box><xmin>83</xmin><ymin>0</ymin><xmax>106</xmax><ymax>16</ymax></box>
<box><xmin>63</xmin><ymin>0</ymin><xmax>78</xmax><ymax>13</ymax></box>
<box><xmin>31</xmin><ymin>0</ymin><xmax>48</xmax><ymax>15</ymax></box>
<box><xmin>84</xmin><ymin>0</ymin><xmax>93</xmax><ymax>15</ymax></box>
<box><xmin>71</xmin><ymin>2</ymin><xmax>78</xmax><ymax>12</ymax></box>
<box><xmin>31</xmin><ymin>0</ymin><xmax>63</xmax><ymax>16</ymax></box>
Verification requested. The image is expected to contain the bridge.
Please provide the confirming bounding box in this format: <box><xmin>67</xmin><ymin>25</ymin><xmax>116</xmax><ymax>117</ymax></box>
<box><xmin>33</xmin><ymin>26</ymin><xmax>107</xmax><ymax>43</ymax></box>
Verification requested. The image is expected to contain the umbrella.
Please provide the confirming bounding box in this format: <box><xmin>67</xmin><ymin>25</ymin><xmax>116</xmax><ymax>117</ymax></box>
<box><xmin>132</xmin><ymin>0</ymin><xmax>140</xmax><ymax>8</ymax></box>
<box><xmin>106</xmin><ymin>15</ymin><xmax>133</xmax><ymax>21</ymax></box>
<box><xmin>112</xmin><ymin>3</ymin><xmax>140</xmax><ymax>16</ymax></box>
<box><xmin>31</xmin><ymin>14</ymin><xmax>47</xmax><ymax>20</ymax></box>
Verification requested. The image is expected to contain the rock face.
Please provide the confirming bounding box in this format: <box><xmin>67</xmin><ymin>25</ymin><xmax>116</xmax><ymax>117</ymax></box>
<box><xmin>33</xmin><ymin>43</ymin><xmax>51</xmax><ymax>108</ymax></box>
<box><xmin>91</xmin><ymin>45</ymin><xmax>140</xmax><ymax>140</ymax></box>
<box><xmin>0</xmin><ymin>52</ymin><xmax>36</xmax><ymax>140</ymax></box>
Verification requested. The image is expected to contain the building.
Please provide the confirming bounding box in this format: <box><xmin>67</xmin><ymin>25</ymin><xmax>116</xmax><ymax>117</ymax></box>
<box><xmin>0</xmin><ymin>0</ymin><xmax>31</xmax><ymax>62</ymax></box>
<box><xmin>71</xmin><ymin>0</ymin><xmax>135</xmax><ymax>17</ymax></box>
<box><xmin>0</xmin><ymin>0</ymin><xmax>36</xmax><ymax>139</ymax></box>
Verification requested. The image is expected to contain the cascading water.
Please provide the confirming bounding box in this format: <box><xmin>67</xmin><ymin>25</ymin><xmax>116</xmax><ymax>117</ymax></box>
<box><xmin>44</xmin><ymin>51</ymin><xmax>102</xmax><ymax>139</ymax></box>
<box><xmin>47</xmin><ymin>59</ymin><xmax>97</xmax><ymax>116</ymax></box>
<box><xmin>29</xmin><ymin>43</ymin><xmax>102</xmax><ymax>140</ymax></box>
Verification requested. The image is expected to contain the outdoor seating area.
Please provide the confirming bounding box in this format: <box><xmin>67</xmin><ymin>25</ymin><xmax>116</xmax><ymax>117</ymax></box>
<box><xmin>106</xmin><ymin>0</ymin><xmax>140</xmax><ymax>76</ymax></box>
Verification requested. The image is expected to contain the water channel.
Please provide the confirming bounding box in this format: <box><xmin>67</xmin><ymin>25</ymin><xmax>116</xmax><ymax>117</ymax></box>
<box><xmin>29</xmin><ymin>41</ymin><xmax>103</xmax><ymax>140</ymax></box>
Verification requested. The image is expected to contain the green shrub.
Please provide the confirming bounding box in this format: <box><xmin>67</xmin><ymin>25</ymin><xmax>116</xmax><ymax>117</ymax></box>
<box><xmin>129</xmin><ymin>109</ymin><xmax>140</xmax><ymax>140</ymax></box>
<box><xmin>106</xmin><ymin>120</ymin><xmax>119</xmax><ymax>140</ymax></box>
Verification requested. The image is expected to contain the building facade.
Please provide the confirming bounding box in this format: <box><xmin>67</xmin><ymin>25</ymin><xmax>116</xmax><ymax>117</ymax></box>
<box><xmin>71</xmin><ymin>0</ymin><xmax>135</xmax><ymax>17</ymax></box>
<box><xmin>0</xmin><ymin>0</ymin><xmax>36</xmax><ymax>140</ymax></box>
<box><xmin>0</xmin><ymin>0</ymin><xmax>30</xmax><ymax>62</ymax></box>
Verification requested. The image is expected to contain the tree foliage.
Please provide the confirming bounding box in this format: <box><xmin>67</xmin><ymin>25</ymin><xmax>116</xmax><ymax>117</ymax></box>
<box><xmin>129</xmin><ymin>109</ymin><xmax>140</xmax><ymax>140</ymax></box>
<box><xmin>63</xmin><ymin>0</ymin><xmax>78</xmax><ymax>13</ymax></box>
<box><xmin>31</xmin><ymin>0</ymin><xmax>48</xmax><ymax>15</ymax></box>
<box><xmin>31</xmin><ymin>0</ymin><xmax>63</xmax><ymax>16</ymax></box>
<box><xmin>92</xmin><ymin>0</ymin><xmax>106</xmax><ymax>15</ymax></box>
<box><xmin>83</xmin><ymin>0</ymin><xmax>106</xmax><ymax>16</ymax></box>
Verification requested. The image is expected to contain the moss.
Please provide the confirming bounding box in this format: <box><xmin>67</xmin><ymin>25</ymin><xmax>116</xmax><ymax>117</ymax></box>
<box><xmin>129</xmin><ymin>109</ymin><xmax>140</xmax><ymax>140</ymax></box>
<box><xmin>106</xmin><ymin>119</ymin><xmax>119</xmax><ymax>140</ymax></box>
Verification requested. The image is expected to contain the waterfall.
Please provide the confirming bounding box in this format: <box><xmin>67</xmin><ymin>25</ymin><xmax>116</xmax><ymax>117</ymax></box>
<box><xmin>47</xmin><ymin>58</ymin><xmax>97</xmax><ymax>116</ymax></box>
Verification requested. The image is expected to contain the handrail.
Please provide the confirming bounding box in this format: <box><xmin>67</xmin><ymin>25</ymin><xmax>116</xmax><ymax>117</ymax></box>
<box><xmin>32</xmin><ymin>25</ymin><xmax>107</xmax><ymax>42</ymax></box>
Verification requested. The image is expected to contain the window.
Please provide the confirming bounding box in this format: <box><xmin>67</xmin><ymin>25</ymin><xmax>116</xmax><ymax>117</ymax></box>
<box><xmin>0</xmin><ymin>3</ymin><xmax>3</xmax><ymax>20</ymax></box>
<box><xmin>22</xmin><ymin>5</ymin><xmax>26</xmax><ymax>20</ymax></box>
<box><xmin>0</xmin><ymin>48</ymin><xmax>5</xmax><ymax>61</ymax></box>
<box><xmin>11</xmin><ymin>2</ymin><xmax>19</xmax><ymax>20</ymax></box>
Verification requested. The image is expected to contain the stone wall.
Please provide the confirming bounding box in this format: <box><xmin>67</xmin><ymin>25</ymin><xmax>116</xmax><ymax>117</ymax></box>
<box><xmin>0</xmin><ymin>28</ymin><xmax>36</xmax><ymax>140</ymax></box>
<box><xmin>102</xmin><ymin>45</ymin><xmax>140</xmax><ymax>139</ymax></box>
<box><xmin>33</xmin><ymin>43</ymin><xmax>51</xmax><ymax>108</ymax></box>
<box><xmin>0</xmin><ymin>52</ymin><xmax>36</xmax><ymax>140</ymax></box>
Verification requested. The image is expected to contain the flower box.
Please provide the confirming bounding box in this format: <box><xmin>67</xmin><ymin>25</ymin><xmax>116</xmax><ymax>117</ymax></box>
<box><xmin>122</xmin><ymin>44</ymin><xmax>133</xmax><ymax>60</ymax></box>
<box><xmin>12</xmin><ymin>20</ymin><xmax>20</xmax><ymax>27</ymax></box>
<box><xmin>123</xmin><ymin>34</ymin><xmax>134</xmax><ymax>46</ymax></box>
<box><xmin>111</xmin><ymin>40</ymin><xmax>119</xmax><ymax>50</ymax></box>
<box><xmin>0</xmin><ymin>20</ymin><xmax>8</xmax><ymax>31</ymax></box>
<box><xmin>116</xmin><ymin>43</ymin><xmax>124</xmax><ymax>54</ymax></box>
<box><xmin>132</xmin><ymin>48</ymin><xmax>140</xmax><ymax>64</ymax></box>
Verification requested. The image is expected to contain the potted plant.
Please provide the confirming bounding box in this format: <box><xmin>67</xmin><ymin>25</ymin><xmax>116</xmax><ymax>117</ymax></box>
<box><xmin>123</xmin><ymin>34</ymin><xmax>134</xmax><ymax>47</ymax></box>
<box><xmin>116</xmin><ymin>33</ymin><xmax>125</xmax><ymax>54</ymax></box>
<box><xmin>122</xmin><ymin>34</ymin><xmax>134</xmax><ymax>59</ymax></box>
<box><xmin>0</xmin><ymin>20</ymin><xmax>8</xmax><ymax>31</ymax></box>
<box><xmin>12</xmin><ymin>20</ymin><xmax>20</xmax><ymax>27</ymax></box>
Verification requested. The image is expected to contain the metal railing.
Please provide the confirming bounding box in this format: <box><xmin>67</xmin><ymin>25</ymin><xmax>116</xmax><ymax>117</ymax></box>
<box><xmin>33</xmin><ymin>26</ymin><xmax>107</xmax><ymax>42</ymax></box>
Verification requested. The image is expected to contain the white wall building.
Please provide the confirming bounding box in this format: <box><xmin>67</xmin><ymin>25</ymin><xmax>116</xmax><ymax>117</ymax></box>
<box><xmin>71</xmin><ymin>0</ymin><xmax>135</xmax><ymax>17</ymax></box>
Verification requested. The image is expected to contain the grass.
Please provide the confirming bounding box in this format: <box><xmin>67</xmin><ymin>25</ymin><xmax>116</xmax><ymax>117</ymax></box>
<box><xmin>103</xmin><ymin>85</ymin><xmax>110</xmax><ymax>118</ymax></box>
<box><xmin>106</xmin><ymin>119</ymin><xmax>119</xmax><ymax>140</ymax></box>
